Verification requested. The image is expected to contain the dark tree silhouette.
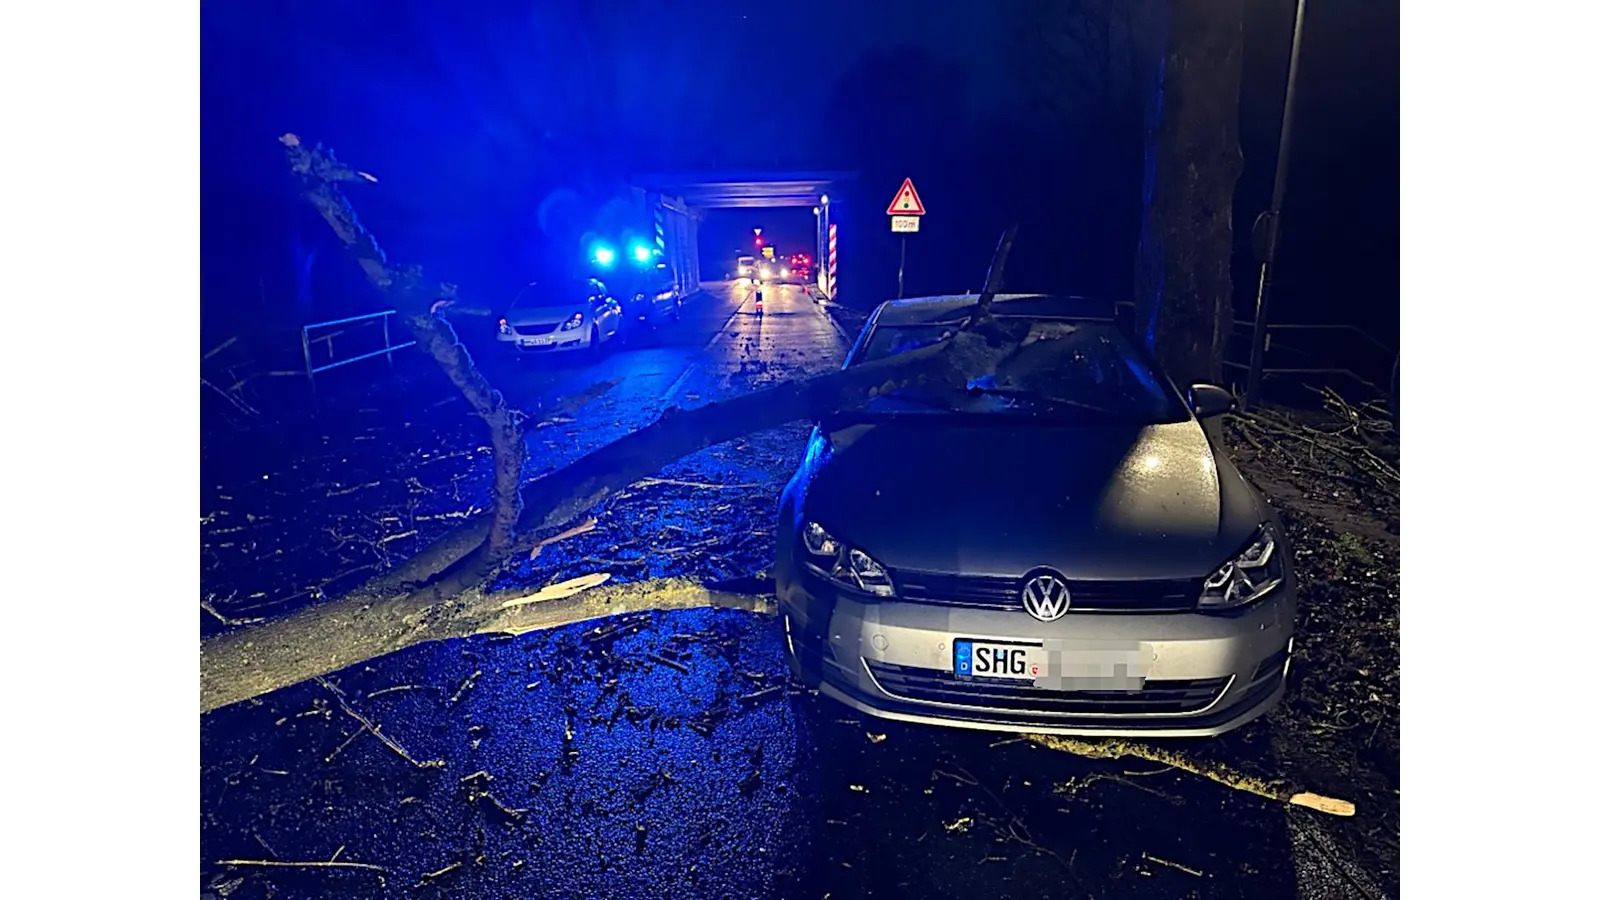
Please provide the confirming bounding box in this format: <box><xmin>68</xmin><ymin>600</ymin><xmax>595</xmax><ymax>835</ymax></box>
<box><xmin>1011</xmin><ymin>0</ymin><xmax>1245</xmax><ymax>386</ymax></box>
<box><xmin>1008</xmin><ymin>0</ymin><xmax>1165</xmax><ymax>302</ymax></box>
<box><xmin>1133</xmin><ymin>0</ymin><xmax>1246</xmax><ymax>387</ymax></box>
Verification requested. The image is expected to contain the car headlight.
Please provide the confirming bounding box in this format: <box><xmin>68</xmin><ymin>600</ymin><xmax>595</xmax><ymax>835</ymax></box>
<box><xmin>498</xmin><ymin>318</ymin><xmax>513</xmax><ymax>336</ymax></box>
<box><xmin>560</xmin><ymin>312</ymin><xmax>584</xmax><ymax>331</ymax></box>
<box><xmin>1199</xmin><ymin>523</ymin><xmax>1286</xmax><ymax>611</ymax></box>
<box><xmin>780</xmin><ymin>267</ymin><xmax>790</xmax><ymax>278</ymax></box>
<box><xmin>800</xmin><ymin>521</ymin><xmax>894</xmax><ymax>597</ymax></box>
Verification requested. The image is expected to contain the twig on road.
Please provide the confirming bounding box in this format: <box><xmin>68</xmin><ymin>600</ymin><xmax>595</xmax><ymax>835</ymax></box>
<box><xmin>314</xmin><ymin>676</ymin><xmax>444</xmax><ymax>769</ymax></box>
<box><xmin>217</xmin><ymin>858</ymin><xmax>387</xmax><ymax>873</ymax></box>
<box><xmin>649</xmin><ymin>652</ymin><xmax>691</xmax><ymax>674</ymax></box>
<box><xmin>448</xmin><ymin>670</ymin><xmax>481</xmax><ymax>705</ymax></box>
<box><xmin>1142</xmin><ymin>851</ymin><xmax>1204</xmax><ymax>877</ymax></box>
<box><xmin>201</xmin><ymin>596</ymin><xmax>265</xmax><ymax>627</ymax></box>
<box><xmin>417</xmin><ymin>861</ymin><xmax>463</xmax><ymax>887</ymax></box>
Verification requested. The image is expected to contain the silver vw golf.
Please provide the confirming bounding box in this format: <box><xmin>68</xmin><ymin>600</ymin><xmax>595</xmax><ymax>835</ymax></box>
<box><xmin>774</xmin><ymin>294</ymin><xmax>1296</xmax><ymax>737</ymax></box>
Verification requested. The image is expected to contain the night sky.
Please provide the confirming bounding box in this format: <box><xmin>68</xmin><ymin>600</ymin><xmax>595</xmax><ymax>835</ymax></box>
<box><xmin>202</xmin><ymin>0</ymin><xmax>1396</xmax><ymax>345</ymax></box>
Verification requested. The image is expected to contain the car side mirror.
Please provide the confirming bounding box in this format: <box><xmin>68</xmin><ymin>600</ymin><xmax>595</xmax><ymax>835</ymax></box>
<box><xmin>1188</xmin><ymin>383</ymin><xmax>1235</xmax><ymax>419</ymax></box>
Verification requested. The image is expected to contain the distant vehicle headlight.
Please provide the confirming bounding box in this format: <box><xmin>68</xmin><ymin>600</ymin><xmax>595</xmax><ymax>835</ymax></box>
<box><xmin>780</xmin><ymin>267</ymin><xmax>790</xmax><ymax>278</ymax></box>
<box><xmin>1198</xmin><ymin>523</ymin><xmax>1286</xmax><ymax>611</ymax></box>
<box><xmin>760</xmin><ymin>266</ymin><xmax>773</xmax><ymax>279</ymax></box>
<box><xmin>559</xmin><ymin>312</ymin><xmax>585</xmax><ymax>331</ymax></box>
<box><xmin>801</xmin><ymin>521</ymin><xmax>894</xmax><ymax>597</ymax></box>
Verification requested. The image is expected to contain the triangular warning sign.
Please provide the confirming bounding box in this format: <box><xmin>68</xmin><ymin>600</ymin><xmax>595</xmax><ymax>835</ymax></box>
<box><xmin>887</xmin><ymin>178</ymin><xmax>926</xmax><ymax>215</ymax></box>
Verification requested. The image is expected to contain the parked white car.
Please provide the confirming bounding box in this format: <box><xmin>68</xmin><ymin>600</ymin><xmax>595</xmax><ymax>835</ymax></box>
<box><xmin>497</xmin><ymin>277</ymin><xmax>622</xmax><ymax>357</ymax></box>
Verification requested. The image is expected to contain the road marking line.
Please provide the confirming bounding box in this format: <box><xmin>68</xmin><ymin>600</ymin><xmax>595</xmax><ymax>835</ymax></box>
<box><xmin>701</xmin><ymin>288</ymin><xmax>749</xmax><ymax>353</ymax></box>
<box><xmin>664</xmin><ymin>364</ymin><xmax>696</xmax><ymax>404</ymax></box>
<box><xmin>666</xmin><ymin>287</ymin><xmax>749</xmax><ymax>405</ymax></box>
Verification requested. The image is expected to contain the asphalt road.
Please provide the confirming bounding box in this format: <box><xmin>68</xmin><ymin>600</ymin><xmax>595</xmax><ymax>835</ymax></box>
<box><xmin>201</xmin><ymin>281</ymin><xmax>1384</xmax><ymax>899</ymax></box>
<box><xmin>482</xmin><ymin>278</ymin><xmax>851</xmax><ymax>439</ymax></box>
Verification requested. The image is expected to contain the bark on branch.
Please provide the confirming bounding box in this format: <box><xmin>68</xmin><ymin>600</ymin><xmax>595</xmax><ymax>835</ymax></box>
<box><xmin>280</xmin><ymin>134</ymin><xmax>529</xmax><ymax>558</ymax></box>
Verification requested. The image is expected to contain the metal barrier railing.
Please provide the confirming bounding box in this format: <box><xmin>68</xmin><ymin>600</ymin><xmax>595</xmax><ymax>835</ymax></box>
<box><xmin>1224</xmin><ymin>321</ymin><xmax>1397</xmax><ymax>411</ymax></box>
<box><xmin>300</xmin><ymin>310</ymin><xmax>415</xmax><ymax>389</ymax></box>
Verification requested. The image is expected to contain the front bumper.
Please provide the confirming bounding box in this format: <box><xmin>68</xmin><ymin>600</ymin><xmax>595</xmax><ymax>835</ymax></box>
<box><xmin>497</xmin><ymin>328</ymin><xmax>591</xmax><ymax>353</ymax></box>
<box><xmin>778</xmin><ymin>569</ymin><xmax>1294</xmax><ymax>738</ymax></box>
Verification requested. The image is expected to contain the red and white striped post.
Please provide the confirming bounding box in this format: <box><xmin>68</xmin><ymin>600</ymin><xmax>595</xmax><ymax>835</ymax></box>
<box><xmin>827</xmin><ymin>223</ymin><xmax>837</xmax><ymax>300</ymax></box>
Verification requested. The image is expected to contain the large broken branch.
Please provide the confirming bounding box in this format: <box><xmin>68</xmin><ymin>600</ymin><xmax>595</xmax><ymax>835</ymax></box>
<box><xmin>281</xmin><ymin>134</ymin><xmax>529</xmax><ymax>558</ymax></box>
<box><xmin>202</xmin><ymin>575</ymin><xmax>773</xmax><ymax>713</ymax></box>
<box><xmin>206</xmin><ymin>141</ymin><xmax>1032</xmax><ymax>714</ymax></box>
<box><xmin>200</xmin><ymin>321</ymin><xmax>1024</xmax><ymax>712</ymax></box>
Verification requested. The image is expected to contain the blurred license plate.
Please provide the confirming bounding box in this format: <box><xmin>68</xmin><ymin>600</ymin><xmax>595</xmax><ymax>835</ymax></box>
<box><xmin>954</xmin><ymin>638</ymin><xmax>1149</xmax><ymax>689</ymax></box>
<box><xmin>953</xmin><ymin>640</ymin><xmax>1042</xmax><ymax>679</ymax></box>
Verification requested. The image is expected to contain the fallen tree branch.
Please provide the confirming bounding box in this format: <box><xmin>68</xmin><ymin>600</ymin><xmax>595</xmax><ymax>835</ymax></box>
<box><xmin>1026</xmin><ymin>734</ymin><xmax>1355</xmax><ymax>816</ymax></box>
<box><xmin>281</xmin><ymin>134</ymin><xmax>529</xmax><ymax>560</ymax></box>
<box><xmin>201</xmin><ymin>316</ymin><xmax>1026</xmax><ymax>712</ymax></box>
<box><xmin>199</xmin><ymin>320</ymin><xmax>1021</xmax><ymax>713</ymax></box>
<box><xmin>199</xmin><ymin>209</ymin><xmax>1027</xmax><ymax>713</ymax></box>
<box><xmin>202</xmin><ymin>576</ymin><xmax>777</xmax><ymax>712</ymax></box>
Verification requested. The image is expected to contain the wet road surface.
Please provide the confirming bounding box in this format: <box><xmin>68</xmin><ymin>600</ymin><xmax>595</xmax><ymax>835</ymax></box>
<box><xmin>201</xmin><ymin>281</ymin><xmax>1388</xmax><ymax>899</ymax></box>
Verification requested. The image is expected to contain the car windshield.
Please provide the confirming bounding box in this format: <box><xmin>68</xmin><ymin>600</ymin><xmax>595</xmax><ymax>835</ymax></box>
<box><xmin>511</xmin><ymin>279</ymin><xmax>598</xmax><ymax>308</ymax></box>
<box><xmin>850</xmin><ymin>319</ymin><xmax>1189</xmax><ymax>425</ymax></box>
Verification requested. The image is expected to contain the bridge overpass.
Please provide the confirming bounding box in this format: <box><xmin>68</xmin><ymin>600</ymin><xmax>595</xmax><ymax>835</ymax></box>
<box><xmin>628</xmin><ymin>171</ymin><xmax>859</xmax><ymax>302</ymax></box>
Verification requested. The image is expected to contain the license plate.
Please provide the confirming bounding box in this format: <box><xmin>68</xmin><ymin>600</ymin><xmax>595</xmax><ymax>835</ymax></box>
<box><xmin>954</xmin><ymin>638</ymin><xmax>1149</xmax><ymax>689</ymax></box>
<box><xmin>520</xmin><ymin>335</ymin><xmax>555</xmax><ymax>347</ymax></box>
<box><xmin>954</xmin><ymin>640</ymin><xmax>1043</xmax><ymax>679</ymax></box>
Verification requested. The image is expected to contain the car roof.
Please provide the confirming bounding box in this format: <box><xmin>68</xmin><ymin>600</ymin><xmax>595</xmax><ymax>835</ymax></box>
<box><xmin>870</xmin><ymin>293</ymin><xmax>1120</xmax><ymax>327</ymax></box>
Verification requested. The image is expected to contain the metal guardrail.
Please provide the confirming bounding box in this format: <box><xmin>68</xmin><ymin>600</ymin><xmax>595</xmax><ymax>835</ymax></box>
<box><xmin>1225</xmin><ymin>320</ymin><xmax>1397</xmax><ymax>411</ymax></box>
<box><xmin>300</xmin><ymin>310</ymin><xmax>415</xmax><ymax>389</ymax></box>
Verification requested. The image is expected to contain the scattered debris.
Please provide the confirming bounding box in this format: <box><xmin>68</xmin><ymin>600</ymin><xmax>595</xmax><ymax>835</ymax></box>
<box><xmin>648</xmin><ymin>652</ymin><xmax>691</xmax><ymax>675</ymax></box>
<box><xmin>416</xmin><ymin>860</ymin><xmax>462</xmax><ymax>887</ymax></box>
<box><xmin>314</xmin><ymin>676</ymin><xmax>444</xmax><ymax>769</ymax></box>
<box><xmin>449</xmin><ymin>669</ymin><xmax>482</xmax><ymax>705</ymax></box>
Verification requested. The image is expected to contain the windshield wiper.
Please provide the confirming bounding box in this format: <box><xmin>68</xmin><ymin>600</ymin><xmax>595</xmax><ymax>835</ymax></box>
<box><xmin>961</xmin><ymin>385</ymin><xmax>1115</xmax><ymax>416</ymax></box>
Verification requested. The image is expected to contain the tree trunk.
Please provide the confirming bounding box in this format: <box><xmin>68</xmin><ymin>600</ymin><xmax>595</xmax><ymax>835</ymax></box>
<box><xmin>1132</xmin><ymin>0</ymin><xmax>1245</xmax><ymax>389</ymax></box>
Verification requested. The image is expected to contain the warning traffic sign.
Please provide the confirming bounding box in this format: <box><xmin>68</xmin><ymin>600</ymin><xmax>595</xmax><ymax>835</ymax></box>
<box><xmin>886</xmin><ymin>178</ymin><xmax>925</xmax><ymax>215</ymax></box>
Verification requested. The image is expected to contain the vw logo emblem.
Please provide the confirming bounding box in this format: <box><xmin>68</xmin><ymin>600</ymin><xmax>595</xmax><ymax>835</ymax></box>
<box><xmin>1021</xmin><ymin>572</ymin><xmax>1071</xmax><ymax>622</ymax></box>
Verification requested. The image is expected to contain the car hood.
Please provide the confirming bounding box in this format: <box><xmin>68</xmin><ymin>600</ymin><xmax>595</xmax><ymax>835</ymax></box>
<box><xmin>800</xmin><ymin>418</ymin><xmax>1261</xmax><ymax>580</ymax></box>
<box><xmin>506</xmin><ymin>304</ymin><xmax>585</xmax><ymax>326</ymax></box>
